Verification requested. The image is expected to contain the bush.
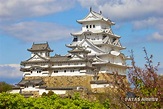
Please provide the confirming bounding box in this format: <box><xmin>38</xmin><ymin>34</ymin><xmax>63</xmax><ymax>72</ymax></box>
<box><xmin>0</xmin><ymin>92</ymin><xmax>108</xmax><ymax>109</ymax></box>
<box><xmin>0</xmin><ymin>82</ymin><xmax>12</xmax><ymax>93</ymax></box>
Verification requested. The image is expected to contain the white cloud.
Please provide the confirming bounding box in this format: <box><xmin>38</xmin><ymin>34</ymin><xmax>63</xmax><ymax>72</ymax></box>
<box><xmin>0</xmin><ymin>0</ymin><xmax>75</xmax><ymax>21</ymax></box>
<box><xmin>78</xmin><ymin>0</ymin><xmax>163</xmax><ymax>21</ymax></box>
<box><xmin>133</xmin><ymin>17</ymin><xmax>158</xmax><ymax>30</ymax></box>
<box><xmin>0</xmin><ymin>64</ymin><xmax>23</xmax><ymax>78</ymax></box>
<box><xmin>148</xmin><ymin>32</ymin><xmax>163</xmax><ymax>42</ymax></box>
<box><xmin>0</xmin><ymin>21</ymin><xmax>75</xmax><ymax>42</ymax></box>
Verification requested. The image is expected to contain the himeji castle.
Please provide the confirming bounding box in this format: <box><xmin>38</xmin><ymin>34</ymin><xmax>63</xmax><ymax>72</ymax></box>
<box><xmin>11</xmin><ymin>8</ymin><xmax>130</xmax><ymax>97</ymax></box>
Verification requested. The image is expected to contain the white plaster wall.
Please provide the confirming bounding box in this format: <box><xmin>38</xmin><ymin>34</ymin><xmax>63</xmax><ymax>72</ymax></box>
<box><xmin>22</xmin><ymin>86</ymin><xmax>39</xmax><ymax>91</ymax></box>
<box><xmin>39</xmin><ymin>89</ymin><xmax>48</xmax><ymax>95</ymax></box>
<box><xmin>53</xmin><ymin>90</ymin><xmax>66</xmax><ymax>95</ymax></box>
<box><xmin>51</xmin><ymin>72</ymin><xmax>87</xmax><ymax>76</ymax></box>
<box><xmin>82</xmin><ymin>22</ymin><xmax>101</xmax><ymax>31</ymax></box>
<box><xmin>38</xmin><ymin>89</ymin><xmax>66</xmax><ymax>95</ymax></box>
<box><xmin>24</xmin><ymin>71</ymin><xmax>49</xmax><ymax>77</ymax></box>
<box><xmin>100</xmin><ymin>45</ymin><xmax>112</xmax><ymax>53</ymax></box>
<box><xmin>91</xmin><ymin>84</ymin><xmax>113</xmax><ymax>88</ymax></box>
<box><xmin>10</xmin><ymin>89</ymin><xmax>20</xmax><ymax>93</ymax></box>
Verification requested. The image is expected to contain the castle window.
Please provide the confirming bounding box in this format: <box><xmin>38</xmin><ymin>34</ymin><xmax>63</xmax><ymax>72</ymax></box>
<box><xmin>74</xmin><ymin>63</ymin><xmax>78</xmax><ymax>65</ymax></box>
<box><xmin>93</xmin><ymin>25</ymin><xmax>95</xmax><ymax>28</ymax></box>
<box><xmin>112</xmin><ymin>38</ymin><xmax>116</xmax><ymax>42</ymax></box>
<box><xmin>86</xmin><ymin>25</ymin><xmax>88</xmax><ymax>28</ymax></box>
<box><xmin>70</xmin><ymin>70</ymin><xmax>74</xmax><ymax>72</ymax></box>
<box><xmin>97</xmin><ymin>36</ymin><xmax>99</xmax><ymax>40</ymax></box>
<box><xmin>64</xmin><ymin>70</ymin><xmax>66</xmax><ymax>73</ymax></box>
<box><xmin>31</xmin><ymin>71</ymin><xmax>32</xmax><ymax>73</ymax></box>
<box><xmin>54</xmin><ymin>71</ymin><xmax>58</xmax><ymax>73</ymax></box>
<box><xmin>73</xmin><ymin>36</ymin><xmax>78</xmax><ymax>42</ymax></box>
<box><xmin>90</xmin><ymin>25</ymin><xmax>92</xmax><ymax>28</ymax></box>
<box><xmin>46</xmin><ymin>52</ymin><xmax>49</xmax><ymax>56</ymax></box>
<box><xmin>102</xmin><ymin>35</ymin><xmax>107</xmax><ymax>39</ymax></box>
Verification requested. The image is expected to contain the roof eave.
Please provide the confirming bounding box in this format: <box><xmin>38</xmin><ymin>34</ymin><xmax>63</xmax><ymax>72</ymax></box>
<box><xmin>27</xmin><ymin>49</ymin><xmax>53</xmax><ymax>52</ymax></box>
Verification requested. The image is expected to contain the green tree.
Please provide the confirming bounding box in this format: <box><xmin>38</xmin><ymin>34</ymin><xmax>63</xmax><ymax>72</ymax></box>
<box><xmin>0</xmin><ymin>81</ymin><xmax>12</xmax><ymax>93</ymax></box>
<box><xmin>0</xmin><ymin>92</ymin><xmax>107</xmax><ymax>109</ymax></box>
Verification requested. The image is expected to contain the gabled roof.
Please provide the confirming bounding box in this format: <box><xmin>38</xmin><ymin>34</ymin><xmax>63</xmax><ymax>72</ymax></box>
<box><xmin>71</xmin><ymin>29</ymin><xmax>104</xmax><ymax>36</ymax></box>
<box><xmin>77</xmin><ymin>8</ymin><xmax>115</xmax><ymax>25</ymax></box>
<box><xmin>68</xmin><ymin>46</ymin><xmax>91</xmax><ymax>54</ymax></box>
<box><xmin>28</xmin><ymin>42</ymin><xmax>53</xmax><ymax>52</ymax></box>
<box><xmin>119</xmin><ymin>53</ymin><xmax>131</xmax><ymax>60</ymax></box>
<box><xmin>93</xmin><ymin>55</ymin><xmax>106</xmax><ymax>62</ymax></box>
<box><xmin>69</xmin><ymin>54</ymin><xmax>85</xmax><ymax>60</ymax></box>
<box><xmin>78</xmin><ymin>39</ymin><xmax>105</xmax><ymax>53</ymax></box>
<box><xmin>21</xmin><ymin>53</ymin><xmax>49</xmax><ymax>65</ymax></box>
<box><xmin>50</xmin><ymin>54</ymin><xmax>88</xmax><ymax>62</ymax></box>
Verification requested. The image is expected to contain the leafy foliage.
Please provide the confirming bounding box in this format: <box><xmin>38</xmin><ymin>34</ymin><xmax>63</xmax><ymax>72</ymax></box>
<box><xmin>99</xmin><ymin>48</ymin><xmax>162</xmax><ymax>109</ymax></box>
<box><xmin>0</xmin><ymin>92</ymin><xmax>107</xmax><ymax>109</ymax></box>
<box><xmin>0</xmin><ymin>82</ymin><xmax>12</xmax><ymax>93</ymax></box>
<box><xmin>127</xmin><ymin>48</ymin><xmax>162</xmax><ymax>108</ymax></box>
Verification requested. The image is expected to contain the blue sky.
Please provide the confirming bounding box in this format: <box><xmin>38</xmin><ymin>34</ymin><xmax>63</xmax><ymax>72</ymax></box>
<box><xmin>0</xmin><ymin>0</ymin><xmax>162</xmax><ymax>84</ymax></box>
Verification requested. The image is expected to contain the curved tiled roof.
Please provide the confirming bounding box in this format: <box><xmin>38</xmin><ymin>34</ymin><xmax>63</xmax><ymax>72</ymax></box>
<box><xmin>17</xmin><ymin>79</ymin><xmax>44</xmax><ymax>86</ymax></box>
<box><xmin>77</xmin><ymin>9</ymin><xmax>115</xmax><ymax>25</ymax></box>
<box><xmin>68</xmin><ymin>46</ymin><xmax>91</xmax><ymax>53</ymax></box>
<box><xmin>28</xmin><ymin>42</ymin><xmax>53</xmax><ymax>52</ymax></box>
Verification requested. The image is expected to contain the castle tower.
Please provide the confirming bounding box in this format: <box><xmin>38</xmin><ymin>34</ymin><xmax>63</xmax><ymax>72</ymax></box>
<box><xmin>28</xmin><ymin>42</ymin><xmax>53</xmax><ymax>58</ymax></box>
<box><xmin>20</xmin><ymin>42</ymin><xmax>53</xmax><ymax>77</ymax></box>
<box><xmin>67</xmin><ymin>9</ymin><xmax>130</xmax><ymax>75</ymax></box>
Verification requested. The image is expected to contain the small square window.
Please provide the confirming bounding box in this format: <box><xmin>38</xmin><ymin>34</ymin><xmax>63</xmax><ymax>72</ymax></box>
<box><xmin>54</xmin><ymin>71</ymin><xmax>58</xmax><ymax>73</ymax></box>
<box><xmin>86</xmin><ymin>25</ymin><xmax>88</xmax><ymax>28</ymax></box>
<box><xmin>93</xmin><ymin>25</ymin><xmax>95</xmax><ymax>28</ymax></box>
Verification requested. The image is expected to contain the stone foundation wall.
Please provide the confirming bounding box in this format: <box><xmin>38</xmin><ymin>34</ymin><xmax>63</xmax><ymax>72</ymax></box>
<box><xmin>24</xmin><ymin>74</ymin><xmax>128</xmax><ymax>93</ymax></box>
<box><xmin>24</xmin><ymin>76</ymin><xmax>92</xmax><ymax>89</ymax></box>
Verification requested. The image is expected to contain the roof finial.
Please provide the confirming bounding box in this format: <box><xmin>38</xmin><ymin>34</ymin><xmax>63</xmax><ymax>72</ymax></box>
<box><xmin>100</xmin><ymin>10</ymin><xmax>102</xmax><ymax>14</ymax></box>
<box><xmin>90</xmin><ymin>7</ymin><xmax>92</xmax><ymax>12</ymax></box>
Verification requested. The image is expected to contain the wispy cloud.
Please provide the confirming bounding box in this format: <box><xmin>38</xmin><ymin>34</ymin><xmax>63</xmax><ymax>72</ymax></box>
<box><xmin>148</xmin><ymin>32</ymin><xmax>163</xmax><ymax>42</ymax></box>
<box><xmin>0</xmin><ymin>0</ymin><xmax>75</xmax><ymax>22</ymax></box>
<box><xmin>0</xmin><ymin>64</ymin><xmax>23</xmax><ymax>78</ymax></box>
<box><xmin>0</xmin><ymin>21</ymin><xmax>76</xmax><ymax>42</ymax></box>
<box><xmin>133</xmin><ymin>17</ymin><xmax>158</xmax><ymax>30</ymax></box>
<box><xmin>133</xmin><ymin>17</ymin><xmax>163</xmax><ymax>42</ymax></box>
<box><xmin>78</xmin><ymin>0</ymin><xmax>162</xmax><ymax>21</ymax></box>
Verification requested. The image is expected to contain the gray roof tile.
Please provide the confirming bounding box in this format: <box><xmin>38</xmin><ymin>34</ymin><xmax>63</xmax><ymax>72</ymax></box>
<box><xmin>28</xmin><ymin>42</ymin><xmax>53</xmax><ymax>52</ymax></box>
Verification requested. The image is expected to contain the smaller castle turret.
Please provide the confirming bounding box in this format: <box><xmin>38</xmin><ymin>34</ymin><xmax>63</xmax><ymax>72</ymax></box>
<box><xmin>27</xmin><ymin>42</ymin><xmax>53</xmax><ymax>58</ymax></box>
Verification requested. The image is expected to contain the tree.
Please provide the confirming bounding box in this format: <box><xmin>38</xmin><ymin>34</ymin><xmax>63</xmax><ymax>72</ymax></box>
<box><xmin>99</xmin><ymin>48</ymin><xmax>162</xmax><ymax>109</ymax></box>
<box><xmin>0</xmin><ymin>92</ymin><xmax>106</xmax><ymax>109</ymax></box>
<box><xmin>127</xmin><ymin>48</ymin><xmax>162</xmax><ymax>108</ymax></box>
<box><xmin>0</xmin><ymin>82</ymin><xmax>12</xmax><ymax>93</ymax></box>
